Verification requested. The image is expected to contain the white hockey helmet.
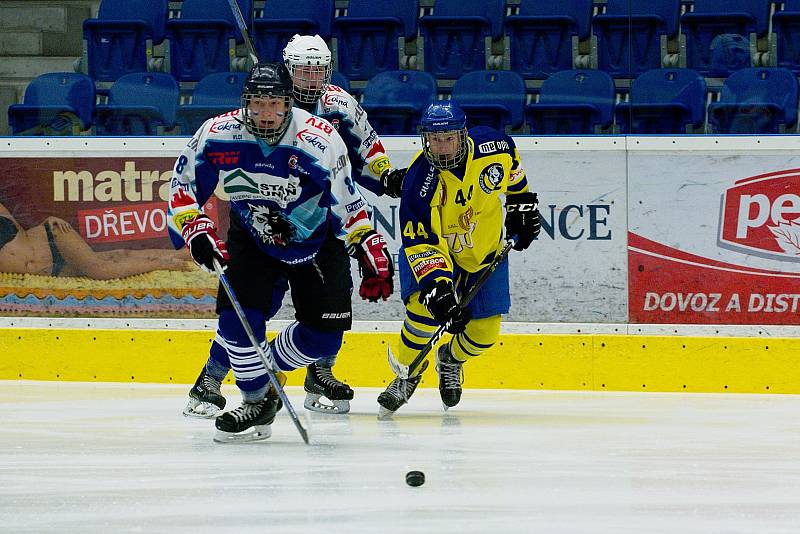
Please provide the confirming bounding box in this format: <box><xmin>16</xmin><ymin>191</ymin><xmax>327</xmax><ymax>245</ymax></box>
<box><xmin>283</xmin><ymin>34</ymin><xmax>333</xmax><ymax>104</ymax></box>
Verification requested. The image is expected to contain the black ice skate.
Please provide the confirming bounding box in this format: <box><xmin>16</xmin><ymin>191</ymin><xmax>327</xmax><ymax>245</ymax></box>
<box><xmin>182</xmin><ymin>367</ymin><xmax>226</xmax><ymax>418</ymax></box>
<box><xmin>377</xmin><ymin>360</ymin><xmax>429</xmax><ymax>419</ymax></box>
<box><xmin>213</xmin><ymin>391</ymin><xmax>280</xmax><ymax>443</ymax></box>
<box><xmin>435</xmin><ymin>344</ymin><xmax>464</xmax><ymax>410</ymax></box>
<box><xmin>304</xmin><ymin>362</ymin><xmax>354</xmax><ymax>414</ymax></box>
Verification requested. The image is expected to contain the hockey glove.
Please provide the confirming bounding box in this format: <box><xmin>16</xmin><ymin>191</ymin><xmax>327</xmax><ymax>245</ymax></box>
<box><xmin>505</xmin><ymin>192</ymin><xmax>540</xmax><ymax>251</ymax></box>
<box><xmin>348</xmin><ymin>230</ymin><xmax>394</xmax><ymax>302</ymax></box>
<box><xmin>420</xmin><ymin>279</ymin><xmax>471</xmax><ymax>334</ymax></box>
<box><xmin>181</xmin><ymin>215</ymin><xmax>229</xmax><ymax>273</ymax></box>
<box><xmin>380</xmin><ymin>167</ymin><xmax>406</xmax><ymax>198</ymax></box>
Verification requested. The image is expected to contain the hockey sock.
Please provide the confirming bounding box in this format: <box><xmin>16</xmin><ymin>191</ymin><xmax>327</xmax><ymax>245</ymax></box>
<box><xmin>271</xmin><ymin>321</ymin><xmax>343</xmax><ymax>371</ymax></box>
<box><xmin>205</xmin><ymin>338</ymin><xmax>231</xmax><ymax>381</ymax></box>
<box><xmin>450</xmin><ymin>315</ymin><xmax>501</xmax><ymax>361</ymax></box>
<box><xmin>218</xmin><ymin>307</ymin><xmax>271</xmax><ymax>399</ymax></box>
<box><xmin>396</xmin><ymin>295</ymin><xmax>440</xmax><ymax>366</ymax></box>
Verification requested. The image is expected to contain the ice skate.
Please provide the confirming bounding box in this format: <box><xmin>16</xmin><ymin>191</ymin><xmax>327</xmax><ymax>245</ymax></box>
<box><xmin>435</xmin><ymin>344</ymin><xmax>464</xmax><ymax>410</ymax></box>
<box><xmin>377</xmin><ymin>360</ymin><xmax>429</xmax><ymax>419</ymax></box>
<box><xmin>304</xmin><ymin>362</ymin><xmax>354</xmax><ymax>414</ymax></box>
<box><xmin>213</xmin><ymin>391</ymin><xmax>280</xmax><ymax>443</ymax></box>
<box><xmin>182</xmin><ymin>367</ymin><xmax>226</xmax><ymax>418</ymax></box>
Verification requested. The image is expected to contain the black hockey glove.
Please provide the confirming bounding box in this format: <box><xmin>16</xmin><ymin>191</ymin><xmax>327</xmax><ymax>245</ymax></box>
<box><xmin>380</xmin><ymin>167</ymin><xmax>406</xmax><ymax>198</ymax></box>
<box><xmin>505</xmin><ymin>192</ymin><xmax>540</xmax><ymax>251</ymax></box>
<box><xmin>420</xmin><ymin>279</ymin><xmax>471</xmax><ymax>334</ymax></box>
<box><xmin>181</xmin><ymin>215</ymin><xmax>230</xmax><ymax>273</ymax></box>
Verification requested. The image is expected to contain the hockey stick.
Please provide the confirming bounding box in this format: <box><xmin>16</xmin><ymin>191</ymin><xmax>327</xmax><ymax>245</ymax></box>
<box><xmin>226</xmin><ymin>0</ymin><xmax>259</xmax><ymax>65</ymax></box>
<box><xmin>213</xmin><ymin>259</ymin><xmax>310</xmax><ymax>445</ymax></box>
<box><xmin>389</xmin><ymin>238</ymin><xmax>517</xmax><ymax>380</ymax></box>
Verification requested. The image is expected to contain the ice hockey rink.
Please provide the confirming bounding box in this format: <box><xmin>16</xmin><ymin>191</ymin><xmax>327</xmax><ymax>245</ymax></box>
<box><xmin>3</xmin><ymin>381</ymin><xmax>800</xmax><ymax>533</ymax></box>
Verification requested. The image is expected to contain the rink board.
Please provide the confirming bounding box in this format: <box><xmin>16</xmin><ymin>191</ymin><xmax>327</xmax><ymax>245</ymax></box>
<box><xmin>2</xmin><ymin>324</ymin><xmax>800</xmax><ymax>394</ymax></box>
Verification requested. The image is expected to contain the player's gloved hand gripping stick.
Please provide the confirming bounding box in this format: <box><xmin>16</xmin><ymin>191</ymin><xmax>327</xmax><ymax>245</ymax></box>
<box><xmin>213</xmin><ymin>259</ymin><xmax>310</xmax><ymax>445</ymax></box>
<box><xmin>388</xmin><ymin>238</ymin><xmax>517</xmax><ymax>380</ymax></box>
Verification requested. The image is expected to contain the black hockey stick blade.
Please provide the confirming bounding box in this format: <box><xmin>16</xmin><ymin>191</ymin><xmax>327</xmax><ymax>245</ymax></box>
<box><xmin>399</xmin><ymin>238</ymin><xmax>517</xmax><ymax>379</ymax></box>
<box><xmin>214</xmin><ymin>259</ymin><xmax>310</xmax><ymax>444</ymax></box>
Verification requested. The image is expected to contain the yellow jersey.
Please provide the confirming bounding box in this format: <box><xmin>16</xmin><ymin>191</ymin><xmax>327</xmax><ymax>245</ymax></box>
<box><xmin>400</xmin><ymin>126</ymin><xmax>529</xmax><ymax>290</ymax></box>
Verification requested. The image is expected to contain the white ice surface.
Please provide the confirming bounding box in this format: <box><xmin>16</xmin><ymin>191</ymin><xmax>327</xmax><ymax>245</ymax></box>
<box><xmin>2</xmin><ymin>381</ymin><xmax>800</xmax><ymax>533</ymax></box>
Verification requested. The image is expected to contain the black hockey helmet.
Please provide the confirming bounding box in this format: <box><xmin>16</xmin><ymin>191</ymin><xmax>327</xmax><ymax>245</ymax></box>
<box><xmin>241</xmin><ymin>62</ymin><xmax>294</xmax><ymax>144</ymax></box>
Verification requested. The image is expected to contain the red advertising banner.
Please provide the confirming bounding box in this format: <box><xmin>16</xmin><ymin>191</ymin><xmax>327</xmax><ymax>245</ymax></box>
<box><xmin>0</xmin><ymin>156</ymin><xmax>223</xmax><ymax>317</ymax></box>
<box><xmin>629</xmin><ymin>164</ymin><xmax>800</xmax><ymax>325</ymax></box>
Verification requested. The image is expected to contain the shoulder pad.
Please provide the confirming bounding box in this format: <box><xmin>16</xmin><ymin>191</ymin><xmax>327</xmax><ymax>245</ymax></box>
<box><xmin>470</xmin><ymin>126</ymin><xmax>515</xmax><ymax>157</ymax></box>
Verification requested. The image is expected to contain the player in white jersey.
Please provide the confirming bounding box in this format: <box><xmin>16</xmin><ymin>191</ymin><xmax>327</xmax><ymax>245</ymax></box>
<box><xmin>183</xmin><ymin>35</ymin><xmax>404</xmax><ymax>417</ymax></box>
<box><xmin>169</xmin><ymin>63</ymin><xmax>393</xmax><ymax>442</ymax></box>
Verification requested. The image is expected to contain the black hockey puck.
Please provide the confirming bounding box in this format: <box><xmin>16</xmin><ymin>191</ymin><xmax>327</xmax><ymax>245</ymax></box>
<box><xmin>405</xmin><ymin>470</ymin><xmax>425</xmax><ymax>487</ymax></box>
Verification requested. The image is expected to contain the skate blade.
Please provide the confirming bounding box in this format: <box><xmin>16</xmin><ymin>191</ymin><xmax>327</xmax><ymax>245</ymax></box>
<box><xmin>183</xmin><ymin>400</ymin><xmax>222</xmax><ymax>419</ymax></box>
<box><xmin>213</xmin><ymin>424</ymin><xmax>272</xmax><ymax>444</ymax></box>
<box><xmin>304</xmin><ymin>393</ymin><xmax>350</xmax><ymax>414</ymax></box>
<box><xmin>377</xmin><ymin>405</ymin><xmax>396</xmax><ymax>420</ymax></box>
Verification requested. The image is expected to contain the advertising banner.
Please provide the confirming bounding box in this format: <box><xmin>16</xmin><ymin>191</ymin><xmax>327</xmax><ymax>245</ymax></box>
<box><xmin>628</xmin><ymin>143</ymin><xmax>800</xmax><ymax>325</ymax></box>
<box><xmin>0</xmin><ymin>137</ymin><xmax>628</xmax><ymax>321</ymax></box>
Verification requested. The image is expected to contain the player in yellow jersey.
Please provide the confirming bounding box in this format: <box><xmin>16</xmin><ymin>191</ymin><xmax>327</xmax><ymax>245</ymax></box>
<box><xmin>377</xmin><ymin>102</ymin><xmax>540</xmax><ymax>417</ymax></box>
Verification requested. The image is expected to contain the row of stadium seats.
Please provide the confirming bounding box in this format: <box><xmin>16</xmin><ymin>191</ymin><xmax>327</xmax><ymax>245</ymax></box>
<box><xmin>82</xmin><ymin>0</ymin><xmax>800</xmax><ymax>83</ymax></box>
<box><xmin>8</xmin><ymin>67</ymin><xmax>799</xmax><ymax>136</ymax></box>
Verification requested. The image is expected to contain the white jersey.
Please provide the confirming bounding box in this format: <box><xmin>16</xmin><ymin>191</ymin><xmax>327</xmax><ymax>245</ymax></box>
<box><xmin>310</xmin><ymin>84</ymin><xmax>392</xmax><ymax>196</ymax></box>
<box><xmin>167</xmin><ymin>107</ymin><xmax>373</xmax><ymax>264</ymax></box>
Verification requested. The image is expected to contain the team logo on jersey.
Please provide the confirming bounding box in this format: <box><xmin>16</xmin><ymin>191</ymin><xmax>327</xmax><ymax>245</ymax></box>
<box><xmin>478</xmin><ymin>163</ymin><xmax>504</xmax><ymax>194</ymax></box>
<box><xmin>288</xmin><ymin>154</ymin><xmax>298</xmax><ymax>170</ymax></box>
<box><xmin>458</xmin><ymin>206</ymin><xmax>474</xmax><ymax>231</ymax></box>
<box><xmin>246</xmin><ymin>204</ymin><xmax>296</xmax><ymax>246</ymax></box>
<box><xmin>443</xmin><ymin>223</ymin><xmax>476</xmax><ymax>253</ymax></box>
<box><xmin>222</xmin><ymin>169</ymin><xmax>301</xmax><ymax>208</ymax></box>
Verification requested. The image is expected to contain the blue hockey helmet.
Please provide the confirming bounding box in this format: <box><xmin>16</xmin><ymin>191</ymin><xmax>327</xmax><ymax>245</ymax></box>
<box><xmin>420</xmin><ymin>102</ymin><xmax>468</xmax><ymax>170</ymax></box>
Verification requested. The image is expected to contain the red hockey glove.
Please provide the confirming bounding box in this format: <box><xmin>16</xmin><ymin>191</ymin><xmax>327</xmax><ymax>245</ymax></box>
<box><xmin>181</xmin><ymin>215</ymin><xmax>229</xmax><ymax>273</ymax></box>
<box><xmin>348</xmin><ymin>230</ymin><xmax>394</xmax><ymax>302</ymax></box>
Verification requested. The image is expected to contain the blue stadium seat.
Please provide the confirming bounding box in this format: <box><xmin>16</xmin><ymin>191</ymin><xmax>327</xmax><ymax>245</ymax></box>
<box><xmin>506</xmin><ymin>0</ymin><xmax>594</xmax><ymax>79</ymax></box>
<box><xmin>452</xmin><ymin>70</ymin><xmax>526</xmax><ymax>131</ymax></box>
<box><xmin>94</xmin><ymin>72</ymin><xmax>179</xmax><ymax>135</ymax></box>
<box><xmin>165</xmin><ymin>0</ymin><xmax>252</xmax><ymax>82</ymax></box>
<box><xmin>681</xmin><ymin>0</ymin><xmax>770</xmax><ymax>75</ymax></box>
<box><xmin>525</xmin><ymin>70</ymin><xmax>615</xmax><ymax>134</ymax></box>
<box><xmin>593</xmin><ymin>0</ymin><xmax>681</xmax><ymax>77</ymax></box>
<box><xmin>82</xmin><ymin>0</ymin><xmax>168</xmax><ymax>81</ymax></box>
<box><xmin>176</xmin><ymin>71</ymin><xmax>247</xmax><ymax>134</ymax></box>
<box><xmin>333</xmin><ymin>0</ymin><xmax>419</xmax><ymax>81</ymax></box>
<box><xmin>615</xmin><ymin>69</ymin><xmax>707</xmax><ymax>133</ymax></box>
<box><xmin>252</xmin><ymin>0</ymin><xmax>334</xmax><ymax>62</ymax></box>
<box><xmin>707</xmin><ymin>68</ymin><xmax>798</xmax><ymax>133</ymax></box>
<box><xmin>331</xmin><ymin>71</ymin><xmax>351</xmax><ymax>93</ymax></box>
<box><xmin>773</xmin><ymin>0</ymin><xmax>800</xmax><ymax>75</ymax></box>
<box><xmin>8</xmin><ymin>73</ymin><xmax>96</xmax><ymax>135</ymax></box>
<box><xmin>418</xmin><ymin>0</ymin><xmax>505</xmax><ymax>79</ymax></box>
<box><xmin>360</xmin><ymin>71</ymin><xmax>437</xmax><ymax>135</ymax></box>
